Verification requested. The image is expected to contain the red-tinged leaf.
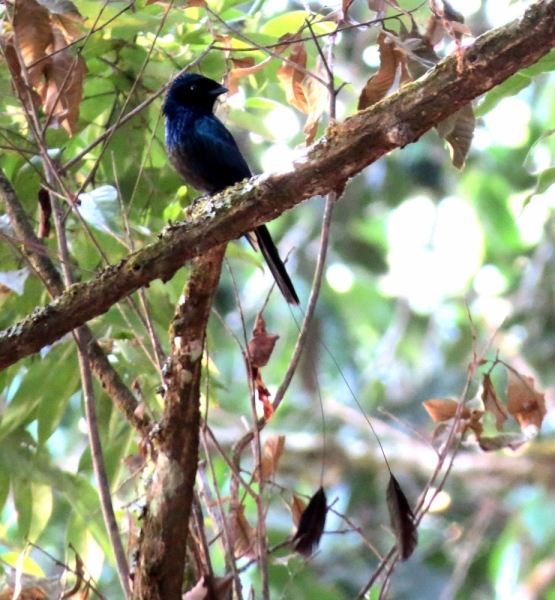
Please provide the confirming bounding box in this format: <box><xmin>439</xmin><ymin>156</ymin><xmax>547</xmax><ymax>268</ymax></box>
<box><xmin>252</xmin><ymin>367</ymin><xmax>274</xmax><ymax>420</ymax></box>
<box><xmin>231</xmin><ymin>504</ymin><xmax>257</xmax><ymax>559</ymax></box>
<box><xmin>247</xmin><ymin>312</ymin><xmax>279</xmax><ymax>368</ymax></box>
<box><xmin>506</xmin><ymin>368</ymin><xmax>546</xmax><ymax>434</ymax></box>
<box><xmin>422</xmin><ymin>398</ymin><xmax>470</xmax><ymax>422</ymax></box>
<box><xmin>428</xmin><ymin>0</ymin><xmax>468</xmax><ymax>43</ymax></box>
<box><xmin>387</xmin><ymin>473</ymin><xmax>417</xmax><ymax>561</ymax></box>
<box><xmin>13</xmin><ymin>0</ymin><xmax>54</xmax><ymax>88</ymax></box>
<box><xmin>358</xmin><ymin>32</ymin><xmax>403</xmax><ymax>110</ymax></box>
<box><xmin>482</xmin><ymin>373</ymin><xmax>508</xmax><ymax>432</ymax></box>
<box><xmin>436</xmin><ymin>104</ymin><xmax>475</xmax><ymax>169</ymax></box>
<box><xmin>293</xmin><ymin>487</ymin><xmax>327</xmax><ymax>556</ymax></box>
<box><xmin>290</xmin><ymin>494</ymin><xmax>307</xmax><ymax>528</ymax></box>
<box><xmin>277</xmin><ymin>43</ymin><xmax>309</xmax><ymax>113</ymax></box>
<box><xmin>258</xmin><ymin>434</ymin><xmax>285</xmax><ymax>481</ymax></box>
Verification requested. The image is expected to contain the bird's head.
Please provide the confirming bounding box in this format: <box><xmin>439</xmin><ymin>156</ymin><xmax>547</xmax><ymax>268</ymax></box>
<box><xmin>163</xmin><ymin>73</ymin><xmax>228</xmax><ymax>114</ymax></box>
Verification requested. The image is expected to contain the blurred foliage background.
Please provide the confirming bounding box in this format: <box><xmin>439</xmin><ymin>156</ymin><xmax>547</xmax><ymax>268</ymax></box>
<box><xmin>0</xmin><ymin>0</ymin><xmax>555</xmax><ymax>598</ymax></box>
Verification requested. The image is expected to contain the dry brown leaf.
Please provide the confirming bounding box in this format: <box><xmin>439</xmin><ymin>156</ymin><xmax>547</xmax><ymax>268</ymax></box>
<box><xmin>422</xmin><ymin>398</ymin><xmax>470</xmax><ymax>422</ymax></box>
<box><xmin>253</xmin><ymin>368</ymin><xmax>274</xmax><ymax>420</ymax></box>
<box><xmin>258</xmin><ymin>434</ymin><xmax>285</xmax><ymax>481</ymax></box>
<box><xmin>482</xmin><ymin>373</ymin><xmax>508</xmax><ymax>432</ymax></box>
<box><xmin>247</xmin><ymin>312</ymin><xmax>279</xmax><ymax>368</ymax></box>
<box><xmin>478</xmin><ymin>432</ymin><xmax>530</xmax><ymax>452</ymax></box>
<box><xmin>182</xmin><ymin>575</ymin><xmax>233</xmax><ymax>600</ymax></box>
<box><xmin>292</xmin><ymin>487</ymin><xmax>327</xmax><ymax>556</ymax></box>
<box><xmin>39</xmin><ymin>28</ymin><xmax>87</xmax><ymax>135</ymax></box>
<box><xmin>466</xmin><ymin>409</ymin><xmax>484</xmax><ymax>439</ymax></box>
<box><xmin>342</xmin><ymin>0</ymin><xmax>354</xmax><ymax>20</ymax></box>
<box><xmin>37</xmin><ymin>187</ymin><xmax>52</xmax><ymax>238</ymax></box>
<box><xmin>358</xmin><ymin>32</ymin><xmax>403</xmax><ymax>111</ymax></box>
<box><xmin>14</xmin><ymin>0</ymin><xmax>54</xmax><ymax>88</ymax></box>
<box><xmin>50</xmin><ymin>13</ymin><xmax>86</xmax><ymax>42</ymax></box>
<box><xmin>506</xmin><ymin>368</ymin><xmax>546</xmax><ymax>433</ymax></box>
<box><xmin>227</xmin><ymin>56</ymin><xmax>272</xmax><ymax>97</ymax></box>
<box><xmin>17</xmin><ymin>587</ymin><xmax>48</xmax><ymax>600</ymax></box>
<box><xmin>436</xmin><ymin>104</ymin><xmax>475</xmax><ymax>169</ymax></box>
<box><xmin>302</xmin><ymin>53</ymin><xmax>329</xmax><ymax>145</ymax></box>
<box><xmin>386</xmin><ymin>473</ymin><xmax>417</xmax><ymax>561</ymax></box>
<box><xmin>290</xmin><ymin>494</ymin><xmax>307</xmax><ymax>528</ymax></box>
<box><xmin>428</xmin><ymin>0</ymin><xmax>468</xmax><ymax>44</ymax></box>
<box><xmin>277</xmin><ymin>43</ymin><xmax>309</xmax><ymax>113</ymax></box>
<box><xmin>230</xmin><ymin>504</ymin><xmax>257</xmax><ymax>559</ymax></box>
<box><xmin>367</xmin><ymin>0</ymin><xmax>390</xmax><ymax>10</ymax></box>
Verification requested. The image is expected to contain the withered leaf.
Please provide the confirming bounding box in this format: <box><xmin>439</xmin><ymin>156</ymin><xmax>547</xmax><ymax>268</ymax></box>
<box><xmin>277</xmin><ymin>43</ymin><xmax>309</xmax><ymax>113</ymax></box>
<box><xmin>253</xmin><ymin>368</ymin><xmax>274</xmax><ymax>420</ymax></box>
<box><xmin>482</xmin><ymin>373</ymin><xmax>508</xmax><ymax>432</ymax></box>
<box><xmin>358</xmin><ymin>32</ymin><xmax>402</xmax><ymax>111</ymax></box>
<box><xmin>37</xmin><ymin>187</ymin><xmax>52</xmax><ymax>238</ymax></box>
<box><xmin>248</xmin><ymin>312</ymin><xmax>279</xmax><ymax>368</ymax></box>
<box><xmin>1</xmin><ymin>37</ymin><xmax>41</xmax><ymax>111</ymax></box>
<box><xmin>228</xmin><ymin>56</ymin><xmax>272</xmax><ymax>97</ymax></box>
<box><xmin>182</xmin><ymin>575</ymin><xmax>233</xmax><ymax>600</ymax></box>
<box><xmin>436</xmin><ymin>104</ymin><xmax>475</xmax><ymax>169</ymax></box>
<box><xmin>302</xmin><ymin>52</ymin><xmax>329</xmax><ymax>145</ymax></box>
<box><xmin>367</xmin><ymin>0</ymin><xmax>397</xmax><ymax>10</ymax></box>
<box><xmin>422</xmin><ymin>398</ymin><xmax>470</xmax><ymax>422</ymax></box>
<box><xmin>39</xmin><ymin>28</ymin><xmax>87</xmax><ymax>135</ymax></box>
<box><xmin>14</xmin><ymin>0</ymin><xmax>54</xmax><ymax>88</ymax></box>
<box><xmin>293</xmin><ymin>487</ymin><xmax>327</xmax><ymax>556</ymax></box>
<box><xmin>478</xmin><ymin>432</ymin><xmax>532</xmax><ymax>452</ymax></box>
<box><xmin>386</xmin><ymin>473</ymin><xmax>417</xmax><ymax>561</ymax></box>
<box><xmin>258</xmin><ymin>434</ymin><xmax>285</xmax><ymax>481</ymax></box>
<box><xmin>341</xmin><ymin>0</ymin><xmax>354</xmax><ymax>20</ymax></box>
<box><xmin>290</xmin><ymin>493</ymin><xmax>307</xmax><ymax>528</ymax></box>
<box><xmin>230</xmin><ymin>504</ymin><xmax>257</xmax><ymax>559</ymax></box>
<box><xmin>506</xmin><ymin>368</ymin><xmax>546</xmax><ymax>434</ymax></box>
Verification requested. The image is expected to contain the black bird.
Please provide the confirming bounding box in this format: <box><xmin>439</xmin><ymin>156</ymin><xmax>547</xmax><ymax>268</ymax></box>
<box><xmin>163</xmin><ymin>72</ymin><xmax>299</xmax><ymax>305</ymax></box>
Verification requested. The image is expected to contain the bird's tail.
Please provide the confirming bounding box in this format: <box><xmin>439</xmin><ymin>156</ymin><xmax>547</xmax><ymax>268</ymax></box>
<box><xmin>251</xmin><ymin>225</ymin><xmax>299</xmax><ymax>305</ymax></box>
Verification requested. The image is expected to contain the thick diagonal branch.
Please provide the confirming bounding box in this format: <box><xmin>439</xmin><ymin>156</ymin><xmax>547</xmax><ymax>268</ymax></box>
<box><xmin>0</xmin><ymin>0</ymin><xmax>554</xmax><ymax>371</ymax></box>
<box><xmin>133</xmin><ymin>244</ymin><xmax>226</xmax><ymax>600</ymax></box>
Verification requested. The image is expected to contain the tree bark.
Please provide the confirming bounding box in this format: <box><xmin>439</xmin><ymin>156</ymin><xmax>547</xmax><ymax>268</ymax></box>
<box><xmin>133</xmin><ymin>245</ymin><xmax>226</xmax><ymax>600</ymax></box>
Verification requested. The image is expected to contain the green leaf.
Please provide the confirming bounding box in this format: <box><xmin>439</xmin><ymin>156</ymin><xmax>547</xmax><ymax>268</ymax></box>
<box><xmin>0</xmin><ymin>552</ymin><xmax>45</xmax><ymax>578</ymax></box>
<box><xmin>227</xmin><ymin>108</ymin><xmax>277</xmax><ymax>140</ymax></box>
<box><xmin>0</xmin><ymin>343</ymin><xmax>79</xmax><ymax>444</ymax></box>
<box><xmin>28</xmin><ymin>483</ymin><xmax>53</xmax><ymax>542</ymax></box>
<box><xmin>12</xmin><ymin>477</ymin><xmax>33</xmax><ymax>540</ymax></box>
<box><xmin>524</xmin><ymin>165</ymin><xmax>555</xmax><ymax>205</ymax></box>
<box><xmin>474</xmin><ymin>73</ymin><xmax>530</xmax><ymax>117</ymax></box>
<box><xmin>261</xmin><ymin>11</ymin><xmax>333</xmax><ymax>38</ymax></box>
<box><xmin>0</xmin><ymin>462</ymin><xmax>10</xmax><ymax>514</ymax></box>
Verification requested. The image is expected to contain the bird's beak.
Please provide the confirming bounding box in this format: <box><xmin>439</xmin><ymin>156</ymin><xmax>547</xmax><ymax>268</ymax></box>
<box><xmin>209</xmin><ymin>85</ymin><xmax>229</xmax><ymax>97</ymax></box>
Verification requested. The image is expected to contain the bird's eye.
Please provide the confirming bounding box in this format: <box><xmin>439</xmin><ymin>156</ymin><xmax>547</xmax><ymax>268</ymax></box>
<box><xmin>189</xmin><ymin>83</ymin><xmax>197</xmax><ymax>91</ymax></box>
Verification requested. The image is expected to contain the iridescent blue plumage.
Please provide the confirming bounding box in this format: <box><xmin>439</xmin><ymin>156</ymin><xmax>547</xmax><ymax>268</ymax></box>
<box><xmin>163</xmin><ymin>73</ymin><xmax>299</xmax><ymax>305</ymax></box>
